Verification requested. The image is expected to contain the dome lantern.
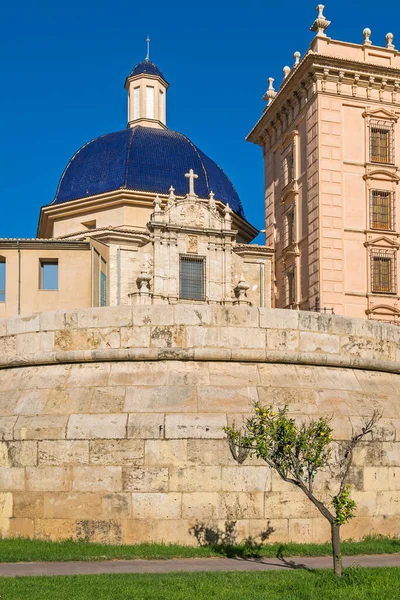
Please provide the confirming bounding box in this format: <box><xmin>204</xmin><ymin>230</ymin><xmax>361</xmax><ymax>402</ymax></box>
<box><xmin>125</xmin><ymin>38</ymin><xmax>169</xmax><ymax>130</ymax></box>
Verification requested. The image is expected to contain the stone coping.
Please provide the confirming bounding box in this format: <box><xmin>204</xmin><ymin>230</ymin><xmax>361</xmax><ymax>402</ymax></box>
<box><xmin>0</xmin><ymin>306</ymin><xmax>399</xmax><ymax>374</ymax></box>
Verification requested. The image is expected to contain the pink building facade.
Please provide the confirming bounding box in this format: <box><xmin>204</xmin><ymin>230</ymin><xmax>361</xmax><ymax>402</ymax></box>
<box><xmin>248</xmin><ymin>7</ymin><xmax>400</xmax><ymax>323</ymax></box>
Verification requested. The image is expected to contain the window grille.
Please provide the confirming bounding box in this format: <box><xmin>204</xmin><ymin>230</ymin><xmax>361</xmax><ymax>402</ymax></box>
<box><xmin>180</xmin><ymin>255</ymin><xmax>205</xmax><ymax>300</ymax></box>
<box><xmin>371</xmin><ymin>249</ymin><xmax>396</xmax><ymax>294</ymax></box>
<box><xmin>370</xmin><ymin>120</ymin><xmax>394</xmax><ymax>164</ymax></box>
<box><xmin>0</xmin><ymin>258</ymin><xmax>5</xmax><ymax>303</ymax></box>
<box><xmin>281</xmin><ymin>145</ymin><xmax>294</xmax><ymax>188</ymax></box>
<box><xmin>370</xmin><ymin>190</ymin><xmax>394</xmax><ymax>231</ymax></box>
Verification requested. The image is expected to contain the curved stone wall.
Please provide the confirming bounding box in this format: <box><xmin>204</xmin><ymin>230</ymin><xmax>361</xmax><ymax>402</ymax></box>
<box><xmin>0</xmin><ymin>306</ymin><xmax>399</xmax><ymax>544</ymax></box>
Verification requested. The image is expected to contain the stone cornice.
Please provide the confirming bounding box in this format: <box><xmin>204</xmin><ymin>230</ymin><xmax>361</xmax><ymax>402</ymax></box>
<box><xmin>1</xmin><ymin>307</ymin><xmax>400</xmax><ymax>375</ymax></box>
<box><xmin>0</xmin><ymin>239</ymin><xmax>90</xmax><ymax>251</ymax></box>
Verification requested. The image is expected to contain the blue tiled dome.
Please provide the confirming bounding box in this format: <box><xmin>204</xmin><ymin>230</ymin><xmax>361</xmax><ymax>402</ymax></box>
<box><xmin>128</xmin><ymin>60</ymin><xmax>167</xmax><ymax>82</ymax></box>
<box><xmin>53</xmin><ymin>126</ymin><xmax>246</xmax><ymax>218</ymax></box>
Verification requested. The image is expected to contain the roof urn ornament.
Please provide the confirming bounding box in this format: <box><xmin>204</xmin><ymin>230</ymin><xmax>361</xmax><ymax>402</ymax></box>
<box><xmin>293</xmin><ymin>51</ymin><xmax>301</xmax><ymax>67</ymax></box>
<box><xmin>264</xmin><ymin>78</ymin><xmax>277</xmax><ymax>105</ymax></box>
<box><xmin>363</xmin><ymin>28</ymin><xmax>372</xmax><ymax>45</ymax></box>
<box><xmin>234</xmin><ymin>274</ymin><xmax>251</xmax><ymax>306</ymax></box>
<box><xmin>310</xmin><ymin>5</ymin><xmax>331</xmax><ymax>37</ymax></box>
<box><xmin>167</xmin><ymin>185</ymin><xmax>176</xmax><ymax>206</ymax></box>
<box><xmin>283</xmin><ymin>66</ymin><xmax>291</xmax><ymax>79</ymax></box>
<box><xmin>151</xmin><ymin>194</ymin><xmax>162</xmax><ymax>221</ymax></box>
<box><xmin>386</xmin><ymin>32</ymin><xmax>395</xmax><ymax>50</ymax></box>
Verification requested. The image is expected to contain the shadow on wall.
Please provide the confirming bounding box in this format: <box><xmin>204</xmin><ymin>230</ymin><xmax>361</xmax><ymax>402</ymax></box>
<box><xmin>189</xmin><ymin>520</ymin><xmax>275</xmax><ymax>558</ymax></box>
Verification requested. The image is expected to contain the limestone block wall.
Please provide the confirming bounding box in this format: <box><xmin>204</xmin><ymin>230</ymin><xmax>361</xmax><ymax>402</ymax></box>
<box><xmin>0</xmin><ymin>306</ymin><xmax>399</xmax><ymax>545</ymax></box>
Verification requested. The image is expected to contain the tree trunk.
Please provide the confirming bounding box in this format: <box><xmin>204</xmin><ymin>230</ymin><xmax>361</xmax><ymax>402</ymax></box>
<box><xmin>331</xmin><ymin>522</ymin><xmax>342</xmax><ymax>576</ymax></box>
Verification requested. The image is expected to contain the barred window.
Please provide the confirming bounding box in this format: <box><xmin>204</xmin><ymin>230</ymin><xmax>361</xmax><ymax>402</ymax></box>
<box><xmin>286</xmin><ymin>268</ymin><xmax>296</xmax><ymax>307</ymax></box>
<box><xmin>0</xmin><ymin>258</ymin><xmax>5</xmax><ymax>303</ymax></box>
<box><xmin>180</xmin><ymin>256</ymin><xmax>205</xmax><ymax>300</ymax></box>
<box><xmin>370</xmin><ymin>120</ymin><xmax>394</xmax><ymax>164</ymax></box>
<box><xmin>281</xmin><ymin>146</ymin><xmax>294</xmax><ymax>188</ymax></box>
<box><xmin>371</xmin><ymin>250</ymin><xmax>396</xmax><ymax>294</ymax></box>
<box><xmin>370</xmin><ymin>190</ymin><xmax>394</xmax><ymax>231</ymax></box>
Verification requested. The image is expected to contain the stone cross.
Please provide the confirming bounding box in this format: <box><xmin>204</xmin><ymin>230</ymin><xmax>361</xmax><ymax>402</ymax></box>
<box><xmin>146</xmin><ymin>36</ymin><xmax>151</xmax><ymax>61</ymax></box>
<box><xmin>185</xmin><ymin>169</ymin><xmax>198</xmax><ymax>197</ymax></box>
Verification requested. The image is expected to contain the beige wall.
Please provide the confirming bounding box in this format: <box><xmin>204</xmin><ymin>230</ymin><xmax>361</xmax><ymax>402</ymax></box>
<box><xmin>0</xmin><ymin>246</ymin><xmax>92</xmax><ymax>319</ymax></box>
<box><xmin>0</xmin><ymin>306</ymin><xmax>398</xmax><ymax>544</ymax></box>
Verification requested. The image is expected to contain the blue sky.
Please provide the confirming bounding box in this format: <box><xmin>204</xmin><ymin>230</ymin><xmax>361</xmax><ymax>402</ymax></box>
<box><xmin>1</xmin><ymin>0</ymin><xmax>398</xmax><ymax>239</ymax></box>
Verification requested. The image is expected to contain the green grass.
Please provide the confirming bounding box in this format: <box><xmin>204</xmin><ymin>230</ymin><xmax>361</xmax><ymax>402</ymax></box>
<box><xmin>0</xmin><ymin>535</ymin><xmax>398</xmax><ymax>563</ymax></box>
<box><xmin>0</xmin><ymin>568</ymin><xmax>400</xmax><ymax>599</ymax></box>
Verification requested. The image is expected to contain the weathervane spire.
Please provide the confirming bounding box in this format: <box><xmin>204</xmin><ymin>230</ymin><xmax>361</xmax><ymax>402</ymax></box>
<box><xmin>145</xmin><ymin>35</ymin><xmax>150</xmax><ymax>61</ymax></box>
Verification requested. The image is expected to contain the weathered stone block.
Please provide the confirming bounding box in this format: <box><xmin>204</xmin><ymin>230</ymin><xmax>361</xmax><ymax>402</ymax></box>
<box><xmin>0</xmin><ymin>442</ymin><xmax>8</xmax><ymax>467</ymax></box>
<box><xmin>44</xmin><ymin>387</ymin><xmax>91</xmax><ymax>415</ymax></box>
<box><xmin>260</xmin><ymin>309</ymin><xmax>299</xmax><ymax>330</ymax></box>
<box><xmin>376</xmin><ymin>491</ymin><xmax>400</xmax><ymax>515</ymax></box>
<box><xmin>248</xmin><ymin>518</ymin><xmax>289</xmax><ymax>544</ymax></box>
<box><xmin>35</xmin><ymin>518</ymin><xmax>76</xmax><ymax>541</ymax></box>
<box><xmin>169</xmin><ymin>466</ymin><xmax>221</xmax><ymax>492</ymax></box>
<box><xmin>0</xmin><ymin>416</ymin><xmax>18</xmax><ymax>440</ymax></box>
<box><xmin>90</xmin><ymin>440</ymin><xmax>144</xmax><ymax>466</ymax></box>
<box><xmin>78</xmin><ymin>307</ymin><xmax>132</xmax><ymax>329</ymax></box>
<box><xmin>26</xmin><ymin>466</ymin><xmax>72</xmax><ymax>492</ymax></box>
<box><xmin>122</xmin><ymin>519</ymin><xmax>193</xmax><ymax>545</ymax></box>
<box><xmin>109</xmin><ymin>362</ymin><xmax>168</xmax><ymax>386</ymax></box>
<box><xmin>197</xmin><ymin>386</ymin><xmax>258</xmax><ymax>413</ymax></box>
<box><xmin>181</xmin><ymin>492</ymin><xmax>219</xmax><ymax>519</ymax></box>
<box><xmin>165</xmin><ymin>414</ymin><xmax>227</xmax><ymax>439</ymax></box>
<box><xmin>43</xmin><ymin>493</ymin><xmax>102</xmax><ymax>519</ymax></box>
<box><xmin>150</xmin><ymin>325</ymin><xmax>186</xmax><ymax>349</ymax></box>
<box><xmin>120</xmin><ymin>327</ymin><xmax>150</xmax><ymax>348</ymax></box>
<box><xmin>300</xmin><ymin>332</ymin><xmax>340</xmax><ymax>354</ymax></box>
<box><xmin>0</xmin><ymin>493</ymin><xmax>13</xmax><ymax>518</ymax></box>
<box><xmin>174</xmin><ymin>305</ymin><xmax>212</xmax><ymax>326</ymax></box>
<box><xmin>66</xmin><ymin>364</ymin><xmax>110</xmax><ymax>388</ymax></box>
<box><xmin>132</xmin><ymin>493</ymin><xmax>181</xmax><ymax>520</ymax></box>
<box><xmin>73</xmin><ymin>466</ymin><xmax>122</xmax><ymax>492</ymax></box>
<box><xmin>14</xmin><ymin>415</ymin><xmax>68</xmax><ymax>440</ymax></box>
<box><xmin>187</xmin><ymin>327</ymin><xmax>265</xmax><ymax>349</ymax></box>
<box><xmin>166</xmin><ymin>362</ymin><xmax>210</xmax><ymax>386</ymax></box>
<box><xmin>0</xmin><ymin>467</ymin><xmax>25</xmax><ymax>490</ymax></box>
<box><xmin>187</xmin><ymin>439</ymin><xmax>234</xmax><ymax>466</ymax></box>
<box><xmin>7</xmin><ymin>441</ymin><xmax>38</xmax><ymax>467</ymax></box>
<box><xmin>350</xmin><ymin>490</ymin><xmax>377</xmax><ymax>517</ymax></box>
<box><xmin>221</xmin><ymin>466</ymin><xmax>271</xmax><ymax>492</ymax></box>
<box><xmin>258</xmin><ymin>387</ymin><xmax>317</xmax><ymax>414</ymax></box>
<box><xmin>264</xmin><ymin>490</ymin><xmax>319</xmax><ymax>519</ymax></box>
<box><xmin>217</xmin><ymin>492</ymin><xmax>264</xmax><ymax>519</ymax></box>
<box><xmin>127</xmin><ymin>414</ymin><xmax>165</xmax><ymax>439</ymax></box>
<box><xmin>125</xmin><ymin>386</ymin><xmax>196</xmax><ymax>413</ymax></box>
<box><xmin>88</xmin><ymin>387</ymin><xmax>125</xmax><ymax>413</ymax></box>
<box><xmin>19</xmin><ymin>365</ymin><xmax>69</xmax><ymax>390</ymax></box>
<box><xmin>67</xmin><ymin>414</ymin><xmax>127</xmax><ymax>440</ymax></box>
<box><xmin>388</xmin><ymin>468</ymin><xmax>400</xmax><ymax>490</ymax></box>
<box><xmin>102</xmin><ymin>493</ymin><xmax>131</xmax><ymax>518</ymax></box>
<box><xmin>340</xmin><ymin>336</ymin><xmax>396</xmax><ymax>361</ymax></box>
<box><xmin>38</xmin><ymin>440</ymin><xmax>89</xmax><ymax>465</ymax></box>
<box><xmin>266</xmin><ymin>329</ymin><xmax>299</xmax><ymax>351</ymax></box>
<box><xmin>364</xmin><ymin>467</ymin><xmax>389</xmax><ymax>491</ymax></box>
<box><xmin>15</xmin><ymin>332</ymin><xmax>54</xmax><ymax>356</ymax></box>
<box><xmin>145</xmin><ymin>440</ymin><xmax>187</xmax><ymax>467</ymax></box>
<box><xmin>213</xmin><ymin>306</ymin><xmax>259</xmax><ymax>328</ymax></box>
<box><xmin>313</xmin><ymin>367</ymin><xmax>362</xmax><ymax>391</ymax></box>
<box><xmin>15</xmin><ymin>389</ymin><xmax>48</xmax><ymax>415</ymax></box>
<box><xmin>8</xmin><ymin>517</ymin><xmax>35</xmax><ymax>539</ymax></box>
<box><xmin>123</xmin><ymin>468</ymin><xmax>168</xmax><ymax>492</ymax></box>
<box><xmin>132</xmin><ymin>305</ymin><xmax>175</xmax><ymax>326</ymax></box>
<box><xmin>13</xmin><ymin>492</ymin><xmax>44</xmax><ymax>518</ymax></box>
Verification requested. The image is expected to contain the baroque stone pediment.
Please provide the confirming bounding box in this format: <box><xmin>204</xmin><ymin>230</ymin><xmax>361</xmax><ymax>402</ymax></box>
<box><xmin>364</xmin><ymin>235</ymin><xmax>400</xmax><ymax>249</ymax></box>
<box><xmin>362</xmin><ymin>107</ymin><xmax>399</xmax><ymax>122</ymax></box>
<box><xmin>150</xmin><ymin>195</ymin><xmax>231</xmax><ymax>232</ymax></box>
<box><xmin>363</xmin><ymin>169</ymin><xmax>400</xmax><ymax>183</ymax></box>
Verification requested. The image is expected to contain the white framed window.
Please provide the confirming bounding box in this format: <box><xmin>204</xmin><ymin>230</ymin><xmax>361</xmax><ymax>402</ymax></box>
<box><xmin>146</xmin><ymin>86</ymin><xmax>155</xmax><ymax>119</ymax></box>
<box><xmin>133</xmin><ymin>87</ymin><xmax>140</xmax><ymax>120</ymax></box>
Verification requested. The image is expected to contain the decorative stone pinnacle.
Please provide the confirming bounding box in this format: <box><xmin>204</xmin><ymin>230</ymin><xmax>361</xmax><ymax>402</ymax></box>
<box><xmin>209</xmin><ymin>191</ymin><xmax>216</xmax><ymax>208</ymax></box>
<box><xmin>283</xmin><ymin>66</ymin><xmax>291</xmax><ymax>79</ymax></box>
<box><xmin>223</xmin><ymin>203</ymin><xmax>232</xmax><ymax>227</ymax></box>
<box><xmin>310</xmin><ymin>4</ymin><xmax>331</xmax><ymax>37</ymax></box>
<box><xmin>363</xmin><ymin>28</ymin><xmax>372</xmax><ymax>45</ymax></box>
<box><xmin>264</xmin><ymin>77</ymin><xmax>277</xmax><ymax>105</ymax></box>
<box><xmin>185</xmin><ymin>169</ymin><xmax>198</xmax><ymax>197</ymax></box>
<box><xmin>294</xmin><ymin>51</ymin><xmax>301</xmax><ymax>66</ymax></box>
<box><xmin>167</xmin><ymin>185</ymin><xmax>176</xmax><ymax>205</ymax></box>
<box><xmin>153</xmin><ymin>195</ymin><xmax>161</xmax><ymax>211</ymax></box>
<box><xmin>386</xmin><ymin>32</ymin><xmax>395</xmax><ymax>49</ymax></box>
